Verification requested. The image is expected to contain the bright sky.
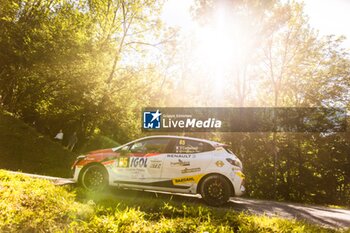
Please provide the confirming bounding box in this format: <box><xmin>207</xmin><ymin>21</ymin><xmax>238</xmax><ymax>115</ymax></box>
<box><xmin>161</xmin><ymin>0</ymin><xmax>194</xmax><ymax>29</ymax></box>
<box><xmin>304</xmin><ymin>0</ymin><xmax>350</xmax><ymax>48</ymax></box>
<box><xmin>161</xmin><ymin>0</ymin><xmax>350</xmax><ymax>48</ymax></box>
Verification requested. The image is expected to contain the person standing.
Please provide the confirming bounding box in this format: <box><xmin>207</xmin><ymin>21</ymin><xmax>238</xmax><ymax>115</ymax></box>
<box><xmin>54</xmin><ymin>129</ymin><xmax>64</xmax><ymax>144</ymax></box>
<box><xmin>67</xmin><ymin>132</ymin><xmax>78</xmax><ymax>151</ymax></box>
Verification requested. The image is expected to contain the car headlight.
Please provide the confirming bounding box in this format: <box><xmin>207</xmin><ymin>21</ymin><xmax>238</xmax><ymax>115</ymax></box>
<box><xmin>76</xmin><ymin>155</ymin><xmax>86</xmax><ymax>160</ymax></box>
<box><xmin>72</xmin><ymin>155</ymin><xmax>86</xmax><ymax>169</ymax></box>
<box><xmin>226</xmin><ymin>158</ymin><xmax>243</xmax><ymax>169</ymax></box>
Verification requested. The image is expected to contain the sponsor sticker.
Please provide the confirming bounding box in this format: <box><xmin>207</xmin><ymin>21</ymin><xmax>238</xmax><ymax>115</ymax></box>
<box><xmin>235</xmin><ymin>171</ymin><xmax>245</xmax><ymax>179</ymax></box>
<box><xmin>150</xmin><ymin>159</ymin><xmax>162</xmax><ymax>163</ymax></box>
<box><xmin>181</xmin><ymin>167</ymin><xmax>201</xmax><ymax>174</ymax></box>
<box><xmin>170</xmin><ymin>159</ymin><xmax>190</xmax><ymax>167</ymax></box>
<box><xmin>149</xmin><ymin>163</ymin><xmax>161</xmax><ymax>169</ymax></box>
<box><xmin>174</xmin><ymin>177</ymin><xmax>194</xmax><ymax>183</ymax></box>
<box><xmin>116</xmin><ymin>157</ymin><xmax>148</xmax><ymax>168</ymax></box>
<box><xmin>102</xmin><ymin>160</ymin><xmax>114</xmax><ymax>166</ymax></box>
<box><xmin>149</xmin><ymin>159</ymin><xmax>162</xmax><ymax>169</ymax></box>
<box><xmin>117</xmin><ymin>157</ymin><xmax>129</xmax><ymax>168</ymax></box>
<box><xmin>167</xmin><ymin>154</ymin><xmax>192</xmax><ymax>158</ymax></box>
<box><xmin>172</xmin><ymin>174</ymin><xmax>204</xmax><ymax>185</ymax></box>
<box><xmin>130</xmin><ymin>157</ymin><xmax>148</xmax><ymax>168</ymax></box>
<box><xmin>215</xmin><ymin>160</ymin><xmax>224</xmax><ymax>167</ymax></box>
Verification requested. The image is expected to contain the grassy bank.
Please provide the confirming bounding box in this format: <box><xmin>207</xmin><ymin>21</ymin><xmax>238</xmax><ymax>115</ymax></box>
<box><xmin>0</xmin><ymin>112</ymin><xmax>75</xmax><ymax>177</ymax></box>
<box><xmin>0</xmin><ymin>170</ymin><xmax>346</xmax><ymax>233</ymax></box>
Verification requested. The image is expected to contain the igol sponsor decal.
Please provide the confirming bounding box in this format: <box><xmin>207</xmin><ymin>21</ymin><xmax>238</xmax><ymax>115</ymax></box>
<box><xmin>116</xmin><ymin>157</ymin><xmax>148</xmax><ymax>168</ymax></box>
<box><xmin>181</xmin><ymin>167</ymin><xmax>201</xmax><ymax>174</ymax></box>
<box><xmin>130</xmin><ymin>157</ymin><xmax>148</xmax><ymax>168</ymax></box>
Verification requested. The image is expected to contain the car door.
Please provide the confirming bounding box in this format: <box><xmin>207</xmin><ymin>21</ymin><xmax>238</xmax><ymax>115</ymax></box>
<box><xmin>112</xmin><ymin>137</ymin><xmax>171</xmax><ymax>184</ymax></box>
<box><xmin>161</xmin><ymin>138</ymin><xmax>214</xmax><ymax>186</ymax></box>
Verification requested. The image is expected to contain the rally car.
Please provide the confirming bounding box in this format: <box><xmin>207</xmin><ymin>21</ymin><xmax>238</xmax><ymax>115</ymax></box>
<box><xmin>72</xmin><ymin>135</ymin><xmax>245</xmax><ymax>206</ymax></box>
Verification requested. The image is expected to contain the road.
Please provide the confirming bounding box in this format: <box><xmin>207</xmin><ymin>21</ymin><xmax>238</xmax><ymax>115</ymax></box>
<box><xmin>7</xmin><ymin>171</ymin><xmax>350</xmax><ymax>229</ymax></box>
<box><xmin>138</xmin><ymin>192</ymin><xmax>350</xmax><ymax>229</ymax></box>
<box><xmin>230</xmin><ymin>197</ymin><xmax>350</xmax><ymax>229</ymax></box>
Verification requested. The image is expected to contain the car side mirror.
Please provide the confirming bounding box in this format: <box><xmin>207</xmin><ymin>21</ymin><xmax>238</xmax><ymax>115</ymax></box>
<box><xmin>130</xmin><ymin>148</ymin><xmax>145</xmax><ymax>153</ymax></box>
<box><xmin>119</xmin><ymin>146</ymin><xmax>130</xmax><ymax>156</ymax></box>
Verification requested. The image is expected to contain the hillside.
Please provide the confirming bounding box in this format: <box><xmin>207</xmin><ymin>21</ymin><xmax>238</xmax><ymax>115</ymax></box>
<box><xmin>0</xmin><ymin>111</ymin><xmax>75</xmax><ymax>177</ymax></box>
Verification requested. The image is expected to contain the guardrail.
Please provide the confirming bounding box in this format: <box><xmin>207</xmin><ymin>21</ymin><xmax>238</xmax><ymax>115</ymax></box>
<box><xmin>7</xmin><ymin>171</ymin><xmax>75</xmax><ymax>185</ymax></box>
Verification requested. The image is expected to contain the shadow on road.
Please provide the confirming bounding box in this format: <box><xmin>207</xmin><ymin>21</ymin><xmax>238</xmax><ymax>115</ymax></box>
<box><xmin>104</xmin><ymin>188</ymin><xmax>350</xmax><ymax>229</ymax></box>
<box><xmin>229</xmin><ymin>197</ymin><xmax>350</xmax><ymax>229</ymax></box>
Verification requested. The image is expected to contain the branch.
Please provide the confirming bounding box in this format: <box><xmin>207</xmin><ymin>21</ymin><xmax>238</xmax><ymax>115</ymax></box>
<box><xmin>106</xmin><ymin>9</ymin><xmax>136</xmax><ymax>84</ymax></box>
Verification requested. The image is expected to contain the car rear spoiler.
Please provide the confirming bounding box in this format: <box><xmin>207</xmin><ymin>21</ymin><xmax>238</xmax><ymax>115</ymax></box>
<box><xmin>213</xmin><ymin>143</ymin><xmax>228</xmax><ymax>148</ymax></box>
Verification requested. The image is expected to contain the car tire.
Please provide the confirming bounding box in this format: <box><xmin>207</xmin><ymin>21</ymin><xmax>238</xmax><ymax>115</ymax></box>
<box><xmin>199</xmin><ymin>174</ymin><xmax>231</xmax><ymax>206</ymax></box>
<box><xmin>79</xmin><ymin>164</ymin><xmax>108</xmax><ymax>191</ymax></box>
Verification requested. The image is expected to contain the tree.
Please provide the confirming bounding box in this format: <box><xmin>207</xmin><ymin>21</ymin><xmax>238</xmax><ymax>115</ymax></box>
<box><xmin>0</xmin><ymin>0</ymin><xmax>170</xmax><ymax>143</ymax></box>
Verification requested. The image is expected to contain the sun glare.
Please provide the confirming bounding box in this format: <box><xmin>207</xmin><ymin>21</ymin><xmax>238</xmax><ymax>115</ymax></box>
<box><xmin>162</xmin><ymin>0</ymin><xmax>254</xmax><ymax>102</ymax></box>
<box><xmin>193</xmin><ymin>10</ymin><xmax>251</xmax><ymax>99</ymax></box>
<box><xmin>196</xmin><ymin>23</ymin><xmax>248</xmax><ymax>70</ymax></box>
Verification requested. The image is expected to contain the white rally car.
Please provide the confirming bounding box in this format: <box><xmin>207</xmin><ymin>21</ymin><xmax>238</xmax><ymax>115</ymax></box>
<box><xmin>72</xmin><ymin>135</ymin><xmax>245</xmax><ymax>206</ymax></box>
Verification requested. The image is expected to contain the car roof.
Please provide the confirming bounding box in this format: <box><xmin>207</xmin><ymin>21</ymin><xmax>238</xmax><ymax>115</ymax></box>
<box><xmin>113</xmin><ymin>135</ymin><xmax>226</xmax><ymax>150</ymax></box>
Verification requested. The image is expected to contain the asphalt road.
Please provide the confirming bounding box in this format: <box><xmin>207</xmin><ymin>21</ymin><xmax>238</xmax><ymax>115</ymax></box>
<box><xmin>131</xmin><ymin>191</ymin><xmax>350</xmax><ymax>229</ymax></box>
<box><xmin>8</xmin><ymin>171</ymin><xmax>350</xmax><ymax>229</ymax></box>
<box><xmin>229</xmin><ymin>197</ymin><xmax>350</xmax><ymax>229</ymax></box>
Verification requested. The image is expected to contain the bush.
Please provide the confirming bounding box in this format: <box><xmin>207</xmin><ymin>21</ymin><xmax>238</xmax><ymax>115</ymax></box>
<box><xmin>0</xmin><ymin>112</ymin><xmax>75</xmax><ymax>177</ymax></box>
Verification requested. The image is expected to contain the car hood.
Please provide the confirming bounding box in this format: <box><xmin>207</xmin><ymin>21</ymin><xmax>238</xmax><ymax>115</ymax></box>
<box><xmin>85</xmin><ymin>148</ymin><xmax>119</xmax><ymax>161</ymax></box>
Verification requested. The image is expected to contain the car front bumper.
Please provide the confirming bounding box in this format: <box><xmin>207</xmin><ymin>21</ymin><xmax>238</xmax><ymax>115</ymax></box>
<box><xmin>230</xmin><ymin>170</ymin><xmax>246</xmax><ymax>196</ymax></box>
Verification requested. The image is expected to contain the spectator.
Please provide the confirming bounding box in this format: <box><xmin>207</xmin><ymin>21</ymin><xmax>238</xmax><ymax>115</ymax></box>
<box><xmin>54</xmin><ymin>129</ymin><xmax>64</xmax><ymax>144</ymax></box>
<box><xmin>67</xmin><ymin>132</ymin><xmax>78</xmax><ymax>151</ymax></box>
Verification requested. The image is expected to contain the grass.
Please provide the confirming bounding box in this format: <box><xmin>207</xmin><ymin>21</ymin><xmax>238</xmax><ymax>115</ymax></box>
<box><xmin>327</xmin><ymin>205</ymin><xmax>349</xmax><ymax>210</ymax></box>
<box><xmin>0</xmin><ymin>170</ymin><xmax>347</xmax><ymax>233</ymax></box>
<box><xmin>0</xmin><ymin>111</ymin><xmax>75</xmax><ymax>177</ymax></box>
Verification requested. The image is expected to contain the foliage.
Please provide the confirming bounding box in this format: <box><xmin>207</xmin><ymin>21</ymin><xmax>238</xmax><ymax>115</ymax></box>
<box><xmin>220</xmin><ymin>131</ymin><xmax>350</xmax><ymax>206</ymax></box>
<box><xmin>0</xmin><ymin>170</ymin><xmax>344</xmax><ymax>233</ymax></box>
<box><xmin>0</xmin><ymin>0</ymin><xmax>166</xmax><ymax>144</ymax></box>
<box><xmin>0</xmin><ymin>111</ymin><xmax>74</xmax><ymax>177</ymax></box>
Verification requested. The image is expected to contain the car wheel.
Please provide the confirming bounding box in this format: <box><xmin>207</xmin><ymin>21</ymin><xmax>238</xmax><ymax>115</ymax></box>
<box><xmin>199</xmin><ymin>175</ymin><xmax>231</xmax><ymax>206</ymax></box>
<box><xmin>80</xmin><ymin>164</ymin><xmax>108</xmax><ymax>191</ymax></box>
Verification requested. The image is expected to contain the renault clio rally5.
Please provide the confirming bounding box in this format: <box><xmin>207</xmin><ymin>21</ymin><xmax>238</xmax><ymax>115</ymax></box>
<box><xmin>72</xmin><ymin>135</ymin><xmax>245</xmax><ymax>206</ymax></box>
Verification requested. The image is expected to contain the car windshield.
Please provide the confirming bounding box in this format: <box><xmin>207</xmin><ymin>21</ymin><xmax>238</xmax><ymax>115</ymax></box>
<box><xmin>223</xmin><ymin>146</ymin><xmax>234</xmax><ymax>155</ymax></box>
